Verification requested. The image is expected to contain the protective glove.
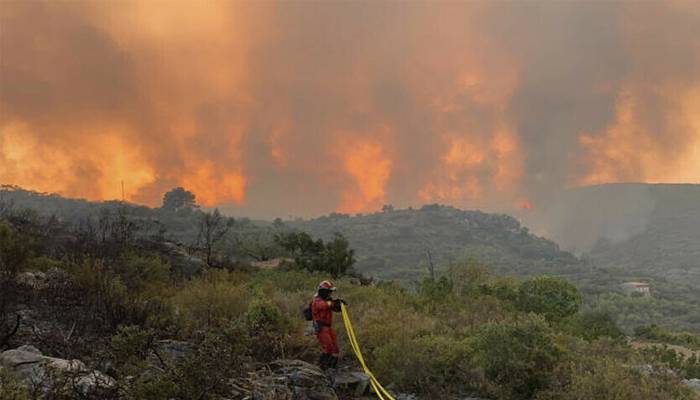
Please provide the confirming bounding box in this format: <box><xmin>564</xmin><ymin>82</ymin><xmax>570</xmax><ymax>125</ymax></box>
<box><xmin>313</xmin><ymin>320</ymin><xmax>323</xmax><ymax>334</ymax></box>
<box><xmin>336</xmin><ymin>298</ymin><xmax>348</xmax><ymax>306</ymax></box>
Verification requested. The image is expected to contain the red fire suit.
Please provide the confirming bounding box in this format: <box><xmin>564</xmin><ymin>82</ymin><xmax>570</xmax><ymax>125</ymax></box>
<box><xmin>311</xmin><ymin>295</ymin><xmax>341</xmax><ymax>354</ymax></box>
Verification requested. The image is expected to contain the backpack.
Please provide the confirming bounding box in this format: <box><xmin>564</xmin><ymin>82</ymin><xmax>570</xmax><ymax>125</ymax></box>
<box><xmin>302</xmin><ymin>301</ymin><xmax>313</xmax><ymax>321</ymax></box>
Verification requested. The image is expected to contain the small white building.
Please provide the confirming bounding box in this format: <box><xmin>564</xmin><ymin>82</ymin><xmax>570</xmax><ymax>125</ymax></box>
<box><xmin>621</xmin><ymin>282</ymin><xmax>651</xmax><ymax>297</ymax></box>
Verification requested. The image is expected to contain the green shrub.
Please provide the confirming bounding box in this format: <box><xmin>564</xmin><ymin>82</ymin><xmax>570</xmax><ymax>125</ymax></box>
<box><xmin>372</xmin><ymin>334</ymin><xmax>477</xmax><ymax>395</ymax></box>
<box><xmin>71</xmin><ymin>260</ymin><xmax>132</xmax><ymax>328</ymax></box>
<box><xmin>448</xmin><ymin>261</ymin><xmax>492</xmax><ymax>297</ymax></box>
<box><xmin>0</xmin><ymin>222</ymin><xmax>31</xmax><ymax>282</ymax></box>
<box><xmin>446</xmin><ymin>261</ymin><xmax>520</xmax><ymax>305</ymax></box>
<box><xmin>638</xmin><ymin>345</ymin><xmax>700</xmax><ymax>379</ymax></box>
<box><xmin>346</xmin><ymin>302</ymin><xmax>436</xmax><ymax>354</ymax></box>
<box><xmin>565</xmin><ymin>310</ymin><xmax>625</xmax><ymax>341</ymax></box>
<box><xmin>171</xmin><ymin>275</ymin><xmax>250</xmax><ymax>334</ymax></box>
<box><xmin>250</xmin><ymin>269</ymin><xmax>325</xmax><ymax>295</ymax></box>
<box><xmin>117</xmin><ymin>323</ymin><xmax>249</xmax><ymax>400</ymax></box>
<box><xmin>479</xmin><ymin>276</ymin><xmax>521</xmax><ymax>305</ymax></box>
<box><xmin>116</xmin><ymin>252</ymin><xmax>171</xmax><ymax>294</ymax></box>
<box><xmin>538</xmin><ymin>357</ymin><xmax>695</xmax><ymax>400</ymax></box>
<box><xmin>124</xmin><ymin>375</ymin><xmax>179</xmax><ymax>400</ymax></box>
<box><xmin>0</xmin><ymin>368</ymin><xmax>30</xmax><ymax>400</ymax></box>
<box><xmin>26</xmin><ymin>256</ymin><xmax>63</xmax><ymax>272</ymax></box>
<box><xmin>635</xmin><ymin>324</ymin><xmax>700</xmax><ymax>350</ymax></box>
<box><xmin>417</xmin><ymin>276</ymin><xmax>453</xmax><ymax>304</ymax></box>
<box><xmin>110</xmin><ymin>325</ymin><xmax>154</xmax><ymax>376</ymax></box>
<box><xmin>245</xmin><ymin>297</ymin><xmax>286</xmax><ymax>333</ymax></box>
<box><xmin>172</xmin><ymin>324</ymin><xmax>249</xmax><ymax>399</ymax></box>
<box><xmin>275</xmin><ymin>231</ymin><xmax>355</xmax><ymax>277</ymax></box>
<box><xmin>245</xmin><ymin>297</ymin><xmax>290</xmax><ymax>360</ymax></box>
<box><xmin>70</xmin><ymin>259</ymin><xmax>174</xmax><ymax>330</ymax></box>
<box><xmin>474</xmin><ymin>314</ymin><xmax>563</xmax><ymax>399</ymax></box>
<box><xmin>518</xmin><ymin>276</ymin><xmax>582</xmax><ymax>322</ymax></box>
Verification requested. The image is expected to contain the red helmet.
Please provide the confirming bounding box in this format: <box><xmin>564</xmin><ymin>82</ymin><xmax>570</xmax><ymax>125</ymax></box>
<box><xmin>318</xmin><ymin>280</ymin><xmax>336</xmax><ymax>291</ymax></box>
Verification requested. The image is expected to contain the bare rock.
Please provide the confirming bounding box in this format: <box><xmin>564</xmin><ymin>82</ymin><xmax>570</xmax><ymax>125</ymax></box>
<box><xmin>685</xmin><ymin>378</ymin><xmax>700</xmax><ymax>393</ymax></box>
<box><xmin>15</xmin><ymin>344</ymin><xmax>42</xmax><ymax>354</ymax></box>
<box><xmin>0</xmin><ymin>345</ymin><xmax>115</xmax><ymax>394</ymax></box>
<box><xmin>251</xmin><ymin>360</ymin><xmax>337</xmax><ymax>400</ymax></box>
<box><xmin>16</xmin><ymin>271</ymin><xmax>47</xmax><ymax>289</ymax></box>
<box><xmin>334</xmin><ymin>370</ymin><xmax>370</xmax><ymax>396</ymax></box>
<box><xmin>393</xmin><ymin>394</ymin><xmax>418</xmax><ymax>400</ymax></box>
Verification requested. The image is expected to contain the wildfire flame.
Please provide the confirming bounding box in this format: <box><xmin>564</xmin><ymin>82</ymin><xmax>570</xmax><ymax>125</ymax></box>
<box><xmin>2</xmin><ymin>1</ymin><xmax>700</xmax><ymax>215</ymax></box>
<box><xmin>337</xmin><ymin>134</ymin><xmax>393</xmax><ymax>214</ymax></box>
<box><xmin>577</xmin><ymin>85</ymin><xmax>700</xmax><ymax>186</ymax></box>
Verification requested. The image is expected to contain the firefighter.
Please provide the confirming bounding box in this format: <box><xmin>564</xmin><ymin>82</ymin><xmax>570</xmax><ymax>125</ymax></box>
<box><xmin>311</xmin><ymin>280</ymin><xmax>346</xmax><ymax>371</ymax></box>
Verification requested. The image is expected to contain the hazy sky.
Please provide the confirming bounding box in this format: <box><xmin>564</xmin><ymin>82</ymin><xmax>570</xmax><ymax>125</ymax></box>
<box><xmin>2</xmin><ymin>0</ymin><xmax>700</xmax><ymax>218</ymax></box>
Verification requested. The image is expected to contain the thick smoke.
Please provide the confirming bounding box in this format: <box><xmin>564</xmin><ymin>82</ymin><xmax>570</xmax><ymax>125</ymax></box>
<box><xmin>1</xmin><ymin>1</ymin><xmax>700</xmax><ymax>218</ymax></box>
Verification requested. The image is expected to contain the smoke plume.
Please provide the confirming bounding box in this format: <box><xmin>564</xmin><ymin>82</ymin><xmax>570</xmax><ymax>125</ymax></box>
<box><xmin>2</xmin><ymin>1</ymin><xmax>700</xmax><ymax>217</ymax></box>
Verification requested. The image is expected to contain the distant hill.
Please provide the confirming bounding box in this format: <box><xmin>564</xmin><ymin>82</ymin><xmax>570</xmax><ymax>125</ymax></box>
<box><xmin>6</xmin><ymin>183</ymin><xmax>700</xmax><ymax>287</ymax></box>
<box><xmin>1</xmin><ymin>186</ymin><xmax>581</xmax><ymax>282</ymax></box>
<box><xmin>289</xmin><ymin>204</ymin><xmax>581</xmax><ymax>282</ymax></box>
<box><xmin>523</xmin><ymin>183</ymin><xmax>700</xmax><ymax>286</ymax></box>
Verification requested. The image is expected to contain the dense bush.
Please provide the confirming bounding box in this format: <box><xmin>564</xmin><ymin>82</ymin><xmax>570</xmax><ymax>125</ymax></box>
<box><xmin>539</xmin><ymin>356</ymin><xmax>695</xmax><ymax>400</ymax></box>
<box><xmin>517</xmin><ymin>276</ymin><xmax>582</xmax><ymax>322</ymax></box>
<box><xmin>244</xmin><ymin>296</ymin><xmax>291</xmax><ymax>360</ymax></box>
<box><xmin>371</xmin><ymin>335</ymin><xmax>476</xmax><ymax>395</ymax></box>
<box><xmin>635</xmin><ymin>324</ymin><xmax>700</xmax><ymax>350</ymax></box>
<box><xmin>0</xmin><ymin>368</ymin><xmax>30</xmax><ymax>400</ymax></box>
<box><xmin>0</xmin><ymin>222</ymin><xmax>31</xmax><ymax>282</ymax></box>
<box><xmin>564</xmin><ymin>310</ymin><xmax>625</xmax><ymax>341</ymax></box>
<box><xmin>474</xmin><ymin>314</ymin><xmax>563</xmax><ymax>399</ymax></box>
<box><xmin>638</xmin><ymin>345</ymin><xmax>700</xmax><ymax>379</ymax></box>
<box><xmin>115</xmin><ymin>253</ymin><xmax>171</xmax><ymax>294</ymax></box>
<box><xmin>275</xmin><ymin>231</ymin><xmax>355</xmax><ymax>277</ymax></box>
<box><xmin>171</xmin><ymin>272</ymin><xmax>250</xmax><ymax>334</ymax></box>
<box><xmin>26</xmin><ymin>256</ymin><xmax>64</xmax><ymax>272</ymax></box>
<box><xmin>112</xmin><ymin>323</ymin><xmax>249</xmax><ymax>400</ymax></box>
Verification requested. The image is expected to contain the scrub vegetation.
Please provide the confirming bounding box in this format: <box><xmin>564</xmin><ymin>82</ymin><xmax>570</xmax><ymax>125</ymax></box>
<box><xmin>1</xmin><ymin>190</ymin><xmax>699</xmax><ymax>399</ymax></box>
<box><xmin>4</xmin><ymin>185</ymin><xmax>700</xmax><ymax>334</ymax></box>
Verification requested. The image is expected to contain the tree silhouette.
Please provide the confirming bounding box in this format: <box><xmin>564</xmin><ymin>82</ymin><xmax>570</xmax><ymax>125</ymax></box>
<box><xmin>162</xmin><ymin>187</ymin><xmax>198</xmax><ymax>211</ymax></box>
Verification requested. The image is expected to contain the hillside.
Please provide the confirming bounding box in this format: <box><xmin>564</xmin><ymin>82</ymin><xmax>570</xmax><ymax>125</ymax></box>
<box><xmin>524</xmin><ymin>183</ymin><xmax>700</xmax><ymax>286</ymax></box>
<box><xmin>0</xmin><ymin>186</ymin><xmax>581</xmax><ymax>282</ymax></box>
<box><xmin>290</xmin><ymin>205</ymin><xmax>580</xmax><ymax>282</ymax></box>
<box><xmin>4</xmin><ymin>185</ymin><xmax>700</xmax><ymax>332</ymax></box>
<box><xmin>2</xmin><ymin>198</ymin><xmax>700</xmax><ymax>399</ymax></box>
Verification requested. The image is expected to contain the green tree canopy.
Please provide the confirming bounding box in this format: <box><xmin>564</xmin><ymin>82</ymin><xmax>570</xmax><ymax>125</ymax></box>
<box><xmin>275</xmin><ymin>231</ymin><xmax>355</xmax><ymax>277</ymax></box>
<box><xmin>517</xmin><ymin>276</ymin><xmax>582</xmax><ymax>322</ymax></box>
<box><xmin>162</xmin><ymin>187</ymin><xmax>198</xmax><ymax>211</ymax></box>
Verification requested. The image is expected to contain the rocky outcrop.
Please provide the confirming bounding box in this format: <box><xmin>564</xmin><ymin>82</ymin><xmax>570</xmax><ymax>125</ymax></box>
<box><xmin>248</xmin><ymin>359</ymin><xmax>337</xmax><ymax>400</ymax></box>
<box><xmin>16</xmin><ymin>271</ymin><xmax>48</xmax><ymax>289</ymax></box>
<box><xmin>15</xmin><ymin>268</ymin><xmax>71</xmax><ymax>290</ymax></box>
<box><xmin>0</xmin><ymin>345</ymin><xmax>115</xmax><ymax>394</ymax></box>
<box><xmin>685</xmin><ymin>378</ymin><xmax>700</xmax><ymax>393</ymax></box>
<box><xmin>333</xmin><ymin>370</ymin><xmax>370</xmax><ymax>396</ymax></box>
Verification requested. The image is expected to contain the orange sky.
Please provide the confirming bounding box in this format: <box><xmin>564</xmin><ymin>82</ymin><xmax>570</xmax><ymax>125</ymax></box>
<box><xmin>2</xmin><ymin>1</ymin><xmax>700</xmax><ymax>217</ymax></box>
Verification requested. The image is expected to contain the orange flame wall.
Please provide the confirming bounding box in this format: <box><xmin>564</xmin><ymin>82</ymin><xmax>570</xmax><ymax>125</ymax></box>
<box><xmin>2</xmin><ymin>1</ymin><xmax>700</xmax><ymax>216</ymax></box>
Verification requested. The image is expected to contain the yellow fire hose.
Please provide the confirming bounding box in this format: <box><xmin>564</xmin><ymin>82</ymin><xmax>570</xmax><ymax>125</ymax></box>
<box><xmin>340</xmin><ymin>303</ymin><xmax>396</xmax><ymax>400</ymax></box>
